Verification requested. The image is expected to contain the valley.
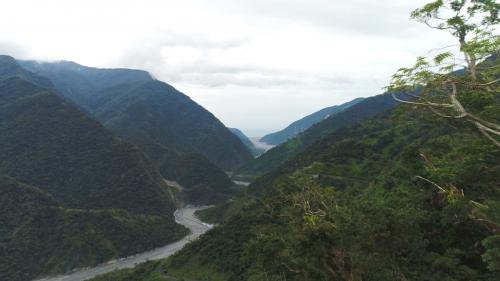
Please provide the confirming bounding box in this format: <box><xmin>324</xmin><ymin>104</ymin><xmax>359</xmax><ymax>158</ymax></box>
<box><xmin>0</xmin><ymin>1</ymin><xmax>498</xmax><ymax>280</ymax></box>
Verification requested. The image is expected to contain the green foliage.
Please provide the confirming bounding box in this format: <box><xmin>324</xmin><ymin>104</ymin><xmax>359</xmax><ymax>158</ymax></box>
<box><xmin>0</xmin><ymin>176</ymin><xmax>188</xmax><ymax>281</ymax></box>
<box><xmin>389</xmin><ymin>0</ymin><xmax>500</xmax><ymax>147</ymax></box>
<box><xmin>482</xmin><ymin>235</ymin><xmax>500</xmax><ymax>272</ymax></box>
<box><xmin>91</xmin><ymin>80</ymin><xmax>252</xmax><ymax>171</ymax></box>
<box><xmin>195</xmin><ymin>197</ymin><xmax>254</xmax><ymax>225</ymax></box>
<box><xmin>0</xmin><ymin>77</ymin><xmax>175</xmax><ymax>215</ymax></box>
<box><xmin>20</xmin><ymin>59</ymin><xmax>254</xmax><ymax>204</ymax></box>
<box><xmin>163</xmin><ymin>153</ymin><xmax>237</xmax><ymax>205</ymax></box>
<box><xmin>90</xmin><ymin>80</ymin><xmax>252</xmax><ymax>204</ymax></box>
<box><xmin>93</xmin><ymin>87</ymin><xmax>499</xmax><ymax>280</ymax></box>
<box><xmin>0</xmin><ymin>73</ymin><xmax>189</xmax><ymax>280</ymax></box>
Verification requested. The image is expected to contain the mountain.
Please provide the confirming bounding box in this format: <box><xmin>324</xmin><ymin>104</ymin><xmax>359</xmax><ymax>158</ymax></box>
<box><xmin>0</xmin><ymin>176</ymin><xmax>187</xmax><ymax>281</ymax></box>
<box><xmin>91</xmin><ymin>82</ymin><xmax>500</xmax><ymax>281</ymax></box>
<box><xmin>229</xmin><ymin>127</ymin><xmax>265</xmax><ymax>157</ymax></box>
<box><xmin>0</xmin><ymin>57</ymin><xmax>188</xmax><ymax>280</ymax></box>
<box><xmin>19</xmin><ymin>59</ymin><xmax>253</xmax><ymax>204</ymax></box>
<box><xmin>234</xmin><ymin>93</ymin><xmax>399</xmax><ymax>180</ymax></box>
<box><xmin>260</xmin><ymin>97</ymin><xmax>364</xmax><ymax>145</ymax></box>
<box><xmin>0</xmin><ymin>76</ymin><xmax>176</xmax><ymax>214</ymax></box>
<box><xmin>0</xmin><ymin>55</ymin><xmax>53</xmax><ymax>89</ymax></box>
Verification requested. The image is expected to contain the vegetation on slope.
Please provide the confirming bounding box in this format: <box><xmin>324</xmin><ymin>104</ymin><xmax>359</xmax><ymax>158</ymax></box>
<box><xmin>90</xmin><ymin>80</ymin><xmax>250</xmax><ymax>203</ymax></box>
<box><xmin>0</xmin><ymin>72</ymin><xmax>188</xmax><ymax>280</ymax></box>
<box><xmin>92</xmin><ymin>80</ymin><xmax>252</xmax><ymax>171</ymax></box>
<box><xmin>20</xmin><ymin>60</ymin><xmax>253</xmax><ymax>204</ymax></box>
<box><xmin>0</xmin><ymin>175</ymin><xmax>188</xmax><ymax>281</ymax></box>
<box><xmin>0</xmin><ymin>77</ymin><xmax>176</xmax><ymax>215</ymax></box>
<box><xmin>93</xmin><ymin>91</ymin><xmax>499</xmax><ymax>280</ymax></box>
<box><xmin>88</xmin><ymin>35</ymin><xmax>499</xmax><ymax>278</ymax></box>
<box><xmin>163</xmin><ymin>153</ymin><xmax>239</xmax><ymax>205</ymax></box>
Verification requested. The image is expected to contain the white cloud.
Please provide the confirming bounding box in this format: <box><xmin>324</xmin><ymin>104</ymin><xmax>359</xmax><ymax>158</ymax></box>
<box><xmin>0</xmin><ymin>0</ymin><xmax>458</xmax><ymax>135</ymax></box>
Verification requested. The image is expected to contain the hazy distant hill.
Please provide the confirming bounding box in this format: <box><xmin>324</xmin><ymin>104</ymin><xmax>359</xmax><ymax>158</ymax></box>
<box><xmin>260</xmin><ymin>97</ymin><xmax>364</xmax><ymax>145</ymax></box>
<box><xmin>0</xmin><ymin>57</ymin><xmax>188</xmax><ymax>280</ymax></box>
<box><xmin>229</xmin><ymin>127</ymin><xmax>265</xmax><ymax>157</ymax></box>
<box><xmin>235</xmin><ymin>93</ymin><xmax>398</xmax><ymax>180</ymax></box>
<box><xmin>20</xmin><ymin>59</ymin><xmax>253</xmax><ymax>204</ymax></box>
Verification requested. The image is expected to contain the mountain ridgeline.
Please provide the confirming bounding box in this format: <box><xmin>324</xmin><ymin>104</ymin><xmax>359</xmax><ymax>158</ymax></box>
<box><xmin>234</xmin><ymin>93</ymin><xmax>399</xmax><ymax>180</ymax></box>
<box><xmin>0</xmin><ymin>73</ymin><xmax>175</xmax><ymax>215</ymax></box>
<box><xmin>20</xmin><ymin>59</ymin><xmax>253</xmax><ymax>204</ymax></box>
<box><xmin>0</xmin><ymin>56</ymin><xmax>189</xmax><ymax>281</ymax></box>
<box><xmin>260</xmin><ymin>97</ymin><xmax>364</xmax><ymax>145</ymax></box>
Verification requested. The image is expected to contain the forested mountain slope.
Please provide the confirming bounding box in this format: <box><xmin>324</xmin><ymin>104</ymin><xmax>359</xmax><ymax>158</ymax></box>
<box><xmin>20</xmin><ymin>59</ymin><xmax>252</xmax><ymax>170</ymax></box>
<box><xmin>0</xmin><ymin>60</ymin><xmax>188</xmax><ymax>280</ymax></box>
<box><xmin>0</xmin><ymin>77</ymin><xmax>176</xmax><ymax>214</ymax></box>
<box><xmin>0</xmin><ymin>176</ymin><xmax>187</xmax><ymax>281</ymax></box>
<box><xmin>235</xmin><ymin>92</ymin><xmax>398</xmax><ymax>180</ymax></box>
<box><xmin>260</xmin><ymin>97</ymin><xmax>364</xmax><ymax>145</ymax></box>
<box><xmin>91</xmin><ymin>90</ymin><xmax>500</xmax><ymax>280</ymax></box>
<box><xmin>19</xmin><ymin>59</ymin><xmax>252</xmax><ymax>204</ymax></box>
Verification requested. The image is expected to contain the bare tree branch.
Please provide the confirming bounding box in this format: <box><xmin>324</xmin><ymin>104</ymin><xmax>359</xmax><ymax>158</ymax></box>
<box><xmin>415</xmin><ymin>176</ymin><xmax>446</xmax><ymax>192</ymax></box>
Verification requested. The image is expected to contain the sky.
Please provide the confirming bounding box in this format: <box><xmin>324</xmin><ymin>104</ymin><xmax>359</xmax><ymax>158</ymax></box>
<box><xmin>0</xmin><ymin>0</ymin><xmax>458</xmax><ymax>136</ymax></box>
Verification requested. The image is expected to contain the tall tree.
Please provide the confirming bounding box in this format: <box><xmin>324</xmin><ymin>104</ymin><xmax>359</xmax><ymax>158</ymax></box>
<box><xmin>388</xmin><ymin>0</ymin><xmax>499</xmax><ymax>145</ymax></box>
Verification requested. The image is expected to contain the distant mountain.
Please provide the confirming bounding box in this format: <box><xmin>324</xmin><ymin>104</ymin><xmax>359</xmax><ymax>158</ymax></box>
<box><xmin>234</xmin><ymin>93</ymin><xmax>399</xmax><ymax>180</ymax></box>
<box><xmin>229</xmin><ymin>127</ymin><xmax>265</xmax><ymax>157</ymax></box>
<box><xmin>0</xmin><ymin>57</ymin><xmax>188</xmax><ymax>280</ymax></box>
<box><xmin>260</xmin><ymin>98</ymin><xmax>364</xmax><ymax>145</ymax></box>
<box><xmin>19</xmin><ymin>59</ymin><xmax>253</xmax><ymax>204</ymax></box>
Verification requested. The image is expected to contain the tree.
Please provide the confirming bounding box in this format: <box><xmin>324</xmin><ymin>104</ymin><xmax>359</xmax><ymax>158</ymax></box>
<box><xmin>388</xmin><ymin>0</ymin><xmax>499</xmax><ymax>146</ymax></box>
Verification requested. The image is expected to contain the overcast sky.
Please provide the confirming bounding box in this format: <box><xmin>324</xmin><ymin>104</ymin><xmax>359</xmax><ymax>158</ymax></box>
<box><xmin>0</xmin><ymin>0</ymin><xmax>458</xmax><ymax>136</ymax></box>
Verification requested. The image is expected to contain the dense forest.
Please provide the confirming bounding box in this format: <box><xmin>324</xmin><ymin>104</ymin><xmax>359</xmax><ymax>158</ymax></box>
<box><xmin>0</xmin><ymin>0</ymin><xmax>497</xmax><ymax>280</ymax></box>
<box><xmin>87</xmin><ymin>1</ymin><xmax>500</xmax><ymax>280</ymax></box>
<box><xmin>0</xmin><ymin>176</ymin><xmax>187</xmax><ymax>281</ymax></box>
<box><xmin>0</xmin><ymin>59</ymin><xmax>188</xmax><ymax>281</ymax></box>
<box><xmin>89</xmin><ymin>67</ymin><xmax>500</xmax><ymax>281</ymax></box>
<box><xmin>20</xmin><ymin>60</ymin><xmax>253</xmax><ymax>204</ymax></box>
